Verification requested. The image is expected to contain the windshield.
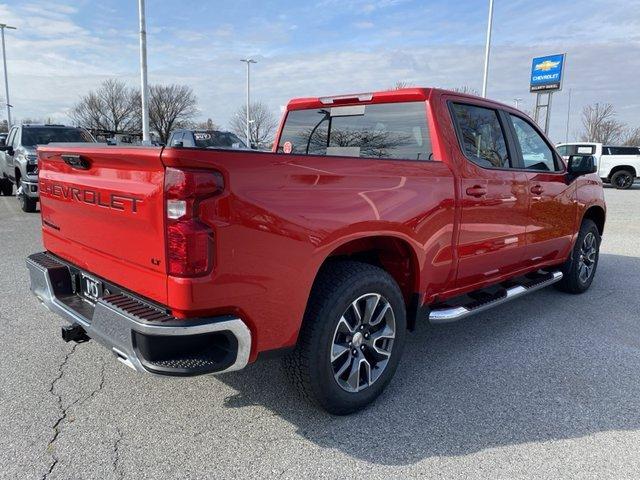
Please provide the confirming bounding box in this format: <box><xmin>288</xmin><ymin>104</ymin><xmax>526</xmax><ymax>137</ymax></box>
<box><xmin>277</xmin><ymin>101</ymin><xmax>432</xmax><ymax>161</ymax></box>
<box><xmin>194</xmin><ymin>131</ymin><xmax>247</xmax><ymax>149</ymax></box>
<box><xmin>21</xmin><ymin>128</ymin><xmax>94</xmax><ymax>147</ymax></box>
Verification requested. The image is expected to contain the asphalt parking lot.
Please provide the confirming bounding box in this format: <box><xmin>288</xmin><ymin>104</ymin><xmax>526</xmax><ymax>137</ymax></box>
<box><xmin>1</xmin><ymin>186</ymin><xmax>639</xmax><ymax>480</ymax></box>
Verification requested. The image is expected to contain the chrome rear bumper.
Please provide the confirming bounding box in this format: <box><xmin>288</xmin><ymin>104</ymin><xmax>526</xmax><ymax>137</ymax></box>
<box><xmin>26</xmin><ymin>252</ymin><xmax>252</xmax><ymax>376</ymax></box>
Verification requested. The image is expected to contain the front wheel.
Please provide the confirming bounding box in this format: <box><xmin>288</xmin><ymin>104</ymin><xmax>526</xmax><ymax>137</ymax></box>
<box><xmin>610</xmin><ymin>170</ymin><xmax>634</xmax><ymax>189</ymax></box>
<box><xmin>283</xmin><ymin>261</ymin><xmax>407</xmax><ymax>415</ymax></box>
<box><xmin>556</xmin><ymin>219</ymin><xmax>600</xmax><ymax>294</ymax></box>
<box><xmin>17</xmin><ymin>180</ymin><xmax>37</xmax><ymax>212</ymax></box>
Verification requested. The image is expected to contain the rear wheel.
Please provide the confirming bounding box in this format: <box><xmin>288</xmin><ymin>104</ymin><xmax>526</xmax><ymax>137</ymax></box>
<box><xmin>610</xmin><ymin>170</ymin><xmax>634</xmax><ymax>189</ymax></box>
<box><xmin>17</xmin><ymin>179</ymin><xmax>37</xmax><ymax>212</ymax></box>
<box><xmin>0</xmin><ymin>177</ymin><xmax>12</xmax><ymax>196</ymax></box>
<box><xmin>556</xmin><ymin>219</ymin><xmax>600</xmax><ymax>294</ymax></box>
<box><xmin>283</xmin><ymin>261</ymin><xmax>406</xmax><ymax>415</ymax></box>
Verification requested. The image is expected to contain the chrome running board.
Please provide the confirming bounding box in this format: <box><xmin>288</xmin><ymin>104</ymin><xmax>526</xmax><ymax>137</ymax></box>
<box><xmin>429</xmin><ymin>271</ymin><xmax>563</xmax><ymax>324</ymax></box>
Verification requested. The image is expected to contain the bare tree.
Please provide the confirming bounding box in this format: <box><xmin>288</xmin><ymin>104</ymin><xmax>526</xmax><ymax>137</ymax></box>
<box><xmin>452</xmin><ymin>85</ymin><xmax>480</xmax><ymax>96</ymax></box>
<box><xmin>70</xmin><ymin>79</ymin><xmax>140</xmax><ymax>133</ymax></box>
<box><xmin>148</xmin><ymin>84</ymin><xmax>198</xmax><ymax>144</ymax></box>
<box><xmin>391</xmin><ymin>81</ymin><xmax>411</xmax><ymax>90</ymax></box>
<box><xmin>70</xmin><ymin>91</ymin><xmax>104</xmax><ymax>129</ymax></box>
<box><xmin>230</xmin><ymin>102</ymin><xmax>278</xmax><ymax>148</ymax></box>
<box><xmin>580</xmin><ymin>103</ymin><xmax>625</xmax><ymax>144</ymax></box>
<box><xmin>195</xmin><ymin>118</ymin><xmax>220</xmax><ymax>130</ymax></box>
<box><xmin>19</xmin><ymin>117</ymin><xmax>45</xmax><ymax>125</ymax></box>
<box><xmin>622</xmin><ymin>126</ymin><xmax>640</xmax><ymax>146</ymax></box>
<box><xmin>305</xmin><ymin>126</ymin><xmax>414</xmax><ymax>158</ymax></box>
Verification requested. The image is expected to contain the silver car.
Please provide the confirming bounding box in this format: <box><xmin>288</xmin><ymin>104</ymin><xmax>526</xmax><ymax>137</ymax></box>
<box><xmin>0</xmin><ymin>124</ymin><xmax>95</xmax><ymax>212</ymax></box>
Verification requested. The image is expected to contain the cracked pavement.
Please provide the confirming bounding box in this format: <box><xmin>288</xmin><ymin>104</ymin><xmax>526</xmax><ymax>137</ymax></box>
<box><xmin>1</xmin><ymin>187</ymin><xmax>640</xmax><ymax>479</ymax></box>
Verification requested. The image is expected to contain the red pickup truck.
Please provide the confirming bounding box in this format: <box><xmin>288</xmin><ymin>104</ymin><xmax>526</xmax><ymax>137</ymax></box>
<box><xmin>28</xmin><ymin>88</ymin><xmax>605</xmax><ymax>414</ymax></box>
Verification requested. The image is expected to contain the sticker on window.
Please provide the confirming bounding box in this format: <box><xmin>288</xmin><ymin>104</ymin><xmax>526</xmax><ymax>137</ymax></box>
<box><xmin>194</xmin><ymin>133</ymin><xmax>212</xmax><ymax>140</ymax></box>
<box><xmin>283</xmin><ymin>141</ymin><xmax>293</xmax><ymax>154</ymax></box>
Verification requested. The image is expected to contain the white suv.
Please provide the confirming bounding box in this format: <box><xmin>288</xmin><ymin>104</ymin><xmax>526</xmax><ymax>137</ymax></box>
<box><xmin>557</xmin><ymin>142</ymin><xmax>640</xmax><ymax>189</ymax></box>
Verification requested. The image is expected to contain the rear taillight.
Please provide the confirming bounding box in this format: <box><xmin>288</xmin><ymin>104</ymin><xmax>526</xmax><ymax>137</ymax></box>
<box><xmin>164</xmin><ymin>167</ymin><xmax>224</xmax><ymax>277</ymax></box>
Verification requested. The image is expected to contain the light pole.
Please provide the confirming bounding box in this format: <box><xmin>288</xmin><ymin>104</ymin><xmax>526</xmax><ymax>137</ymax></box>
<box><xmin>240</xmin><ymin>58</ymin><xmax>257</xmax><ymax>148</ymax></box>
<box><xmin>0</xmin><ymin>23</ymin><xmax>16</xmax><ymax>128</ymax></box>
<box><xmin>565</xmin><ymin>88</ymin><xmax>572</xmax><ymax>144</ymax></box>
<box><xmin>138</xmin><ymin>0</ymin><xmax>150</xmax><ymax>144</ymax></box>
<box><xmin>481</xmin><ymin>0</ymin><xmax>494</xmax><ymax>98</ymax></box>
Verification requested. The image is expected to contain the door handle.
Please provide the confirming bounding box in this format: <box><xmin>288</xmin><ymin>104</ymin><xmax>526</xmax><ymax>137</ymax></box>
<box><xmin>62</xmin><ymin>154</ymin><xmax>90</xmax><ymax>170</ymax></box>
<box><xmin>530</xmin><ymin>184</ymin><xmax>544</xmax><ymax>195</ymax></box>
<box><xmin>465</xmin><ymin>185</ymin><xmax>487</xmax><ymax>197</ymax></box>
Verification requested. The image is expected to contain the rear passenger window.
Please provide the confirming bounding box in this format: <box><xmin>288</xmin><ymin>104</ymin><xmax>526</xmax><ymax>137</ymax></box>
<box><xmin>170</xmin><ymin>132</ymin><xmax>184</xmax><ymax>146</ymax></box>
<box><xmin>451</xmin><ymin>103</ymin><xmax>510</xmax><ymax>169</ymax></box>
<box><xmin>607</xmin><ymin>146</ymin><xmax>640</xmax><ymax>155</ymax></box>
<box><xmin>181</xmin><ymin>132</ymin><xmax>195</xmax><ymax>147</ymax></box>
<box><xmin>509</xmin><ymin>115</ymin><xmax>559</xmax><ymax>171</ymax></box>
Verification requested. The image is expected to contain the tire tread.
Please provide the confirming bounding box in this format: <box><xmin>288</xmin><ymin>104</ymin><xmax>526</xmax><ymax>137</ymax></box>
<box><xmin>283</xmin><ymin>260</ymin><xmax>404</xmax><ymax>413</ymax></box>
<box><xmin>556</xmin><ymin>219</ymin><xmax>600</xmax><ymax>294</ymax></box>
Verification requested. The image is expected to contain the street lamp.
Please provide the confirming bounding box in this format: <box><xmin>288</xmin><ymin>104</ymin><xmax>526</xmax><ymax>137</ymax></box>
<box><xmin>0</xmin><ymin>23</ymin><xmax>16</xmax><ymax>128</ymax></box>
<box><xmin>481</xmin><ymin>0</ymin><xmax>494</xmax><ymax>98</ymax></box>
<box><xmin>138</xmin><ymin>0</ymin><xmax>150</xmax><ymax>144</ymax></box>
<box><xmin>240</xmin><ymin>58</ymin><xmax>257</xmax><ymax>148</ymax></box>
<box><xmin>565</xmin><ymin>88</ymin><xmax>572</xmax><ymax>144</ymax></box>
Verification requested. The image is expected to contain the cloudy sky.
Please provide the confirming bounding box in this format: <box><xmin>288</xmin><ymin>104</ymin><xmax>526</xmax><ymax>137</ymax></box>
<box><xmin>0</xmin><ymin>0</ymin><xmax>638</xmax><ymax>142</ymax></box>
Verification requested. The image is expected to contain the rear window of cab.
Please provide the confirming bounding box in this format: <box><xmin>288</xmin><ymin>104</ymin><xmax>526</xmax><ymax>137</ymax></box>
<box><xmin>557</xmin><ymin>144</ymin><xmax>596</xmax><ymax>156</ymax></box>
<box><xmin>277</xmin><ymin>101</ymin><xmax>432</xmax><ymax>161</ymax></box>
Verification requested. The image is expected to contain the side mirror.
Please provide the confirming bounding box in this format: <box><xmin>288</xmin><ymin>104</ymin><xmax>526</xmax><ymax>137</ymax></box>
<box><xmin>568</xmin><ymin>155</ymin><xmax>597</xmax><ymax>176</ymax></box>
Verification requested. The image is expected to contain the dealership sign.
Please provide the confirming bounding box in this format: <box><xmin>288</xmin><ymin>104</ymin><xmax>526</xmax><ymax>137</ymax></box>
<box><xmin>530</xmin><ymin>53</ymin><xmax>565</xmax><ymax>92</ymax></box>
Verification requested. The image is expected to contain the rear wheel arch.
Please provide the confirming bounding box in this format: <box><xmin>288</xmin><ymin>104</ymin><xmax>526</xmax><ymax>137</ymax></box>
<box><xmin>608</xmin><ymin>165</ymin><xmax>636</xmax><ymax>179</ymax></box>
<box><xmin>318</xmin><ymin>235</ymin><xmax>421</xmax><ymax>305</ymax></box>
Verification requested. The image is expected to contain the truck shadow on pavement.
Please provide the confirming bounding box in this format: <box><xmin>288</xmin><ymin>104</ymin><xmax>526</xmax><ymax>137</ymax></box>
<box><xmin>217</xmin><ymin>253</ymin><xmax>640</xmax><ymax>465</ymax></box>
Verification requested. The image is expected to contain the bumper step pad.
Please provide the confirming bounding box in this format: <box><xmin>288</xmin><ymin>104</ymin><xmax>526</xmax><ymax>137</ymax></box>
<box><xmin>26</xmin><ymin>251</ymin><xmax>251</xmax><ymax>376</ymax></box>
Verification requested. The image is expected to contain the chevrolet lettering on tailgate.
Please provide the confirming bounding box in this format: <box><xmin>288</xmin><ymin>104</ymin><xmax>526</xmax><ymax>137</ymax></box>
<box><xmin>40</xmin><ymin>180</ymin><xmax>142</xmax><ymax>213</ymax></box>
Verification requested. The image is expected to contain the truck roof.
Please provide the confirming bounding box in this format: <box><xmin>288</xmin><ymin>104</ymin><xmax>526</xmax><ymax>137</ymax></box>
<box><xmin>285</xmin><ymin>87</ymin><xmax>516</xmax><ymax>112</ymax></box>
<box><xmin>21</xmin><ymin>123</ymin><xmax>76</xmax><ymax>128</ymax></box>
<box><xmin>557</xmin><ymin>142</ymin><xmax>640</xmax><ymax>149</ymax></box>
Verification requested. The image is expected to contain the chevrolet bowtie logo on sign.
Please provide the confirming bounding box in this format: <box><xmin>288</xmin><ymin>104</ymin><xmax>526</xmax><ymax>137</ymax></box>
<box><xmin>530</xmin><ymin>53</ymin><xmax>565</xmax><ymax>92</ymax></box>
<box><xmin>534</xmin><ymin>60</ymin><xmax>561</xmax><ymax>72</ymax></box>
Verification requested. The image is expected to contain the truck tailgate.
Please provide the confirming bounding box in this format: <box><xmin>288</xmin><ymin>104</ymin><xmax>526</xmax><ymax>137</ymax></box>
<box><xmin>37</xmin><ymin>145</ymin><xmax>168</xmax><ymax>305</ymax></box>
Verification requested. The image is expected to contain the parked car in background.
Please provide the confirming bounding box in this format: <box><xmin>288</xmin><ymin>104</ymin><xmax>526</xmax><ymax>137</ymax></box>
<box><xmin>0</xmin><ymin>124</ymin><xmax>96</xmax><ymax>210</ymax></box>
<box><xmin>168</xmin><ymin>129</ymin><xmax>248</xmax><ymax>150</ymax></box>
<box><xmin>28</xmin><ymin>88</ymin><xmax>605</xmax><ymax>414</ymax></box>
<box><xmin>557</xmin><ymin>142</ymin><xmax>640</xmax><ymax>189</ymax></box>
